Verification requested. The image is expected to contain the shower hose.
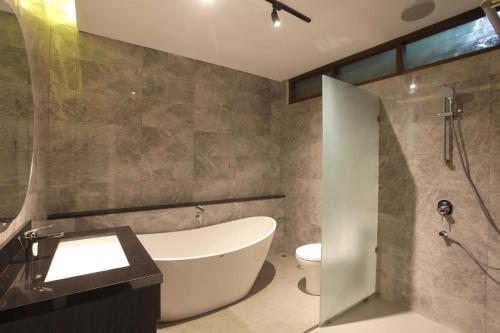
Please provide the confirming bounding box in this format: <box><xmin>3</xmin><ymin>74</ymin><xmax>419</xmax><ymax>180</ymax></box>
<box><xmin>442</xmin><ymin>115</ymin><xmax>500</xmax><ymax>271</ymax></box>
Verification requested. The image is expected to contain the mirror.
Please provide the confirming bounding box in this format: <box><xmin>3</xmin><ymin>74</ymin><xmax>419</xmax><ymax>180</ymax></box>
<box><xmin>0</xmin><ymin>0</ymin><xmax>33</xmax><ymax>229</ymax></box>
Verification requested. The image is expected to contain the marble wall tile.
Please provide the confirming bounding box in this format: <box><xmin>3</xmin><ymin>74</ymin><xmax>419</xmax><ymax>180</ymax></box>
<box><xmin>44</xmin><ymin>26</ymin><xmax>278</xmax><ymax>218</ymax></box>
<box><xmin>49</xmin><ymin>24</ymin><xmax>77</xmax><ymax>90</ymax></box>
<box><xmin>235</xmin><ymin>156</ymin><xmax>277</xmax><ymax>180</ymax></box>
<box><xmin>142</xmin><ymin>127</ymin><xmax>193</xmax><ymax>156</ymax></box>
<box><xmin>48</xmin><ymin>184</ymin><xmax>76</xmax><ymax>213</ymax></box>
<box><xmin>32</xmin><ymin>19</ymin><xmax>287</xmax><ymax>285</ymax></box>
<box><xmin>194</xmin><ymin>131</ymin><xmax>234</xmax><ymax>157</ymax></box>
<box><xmin>490</xmin><ymin>49</ymin><xmax>500</xmax><ymax>75</ymax></box>
<box><xmin>109</xmin><ymin>181</ymin><xmax>142</xmax><ymax>209</ymax></box>
<box><xmin>75</xmin><ymin>182</ymin><xmax>109</xmax><ymax>210</ymax></box>
<box><xmin>0</xmin><ymin>45</ymin><xmax>30</xmax><ymax>83</ymax></box>
<box><xmin>143</xmin><ymin>47</ymin><xmax>195</xmax><ymax>81</ymax></box>
<box><xmin>489</xmin><ymin>127</ymin><xmax>500</xmax><ymax>193</ymax></box>
<box><xmin>142</xmin><ymin>75</ymin><xmax>194</xmax><ymax>103</ymax></box>
<box><xmin>0</xmin><ymin>80</ymin><xmax>30</xmax><ymax>118</ymax></box>
<box><xmin>277</xmin><ymin>50</ymin><xmax>500</xmax><ymax>333</ymax></box>
<box><xmin>78</xmin><ymin>60</ymin><xmax>140</xmax><ymax>97</ymax></box>
<box><xmin>0</xmin><ymin>116</ymin><xmax>30</xmax><ymax>152</ymax></box>
<box><xmin>268</xmin><ymin>218</ymin><xmax>285</xmax><ymax>255</ymax></box>
<box><xmin>75</xmin><ymin>122</ymin><xmax>113</xmax><ymax>152</ymax></box>
<box><xmin>57</xmin><ymin>197</ymin><xmax>283</xmax><ymax>235</ymax></box>
<box><xmin>140</xmin><ymin>179</ymin><xmax>194</xmax><ymax>206</ymax></box>
<box><xmin>75</xmin><ymin>151</ymin><xmax>110</xmax><ymax>183</ymax></box>
<box><xmin>194</xmin><ymin>61</ymin><xmax>237</xmax><ymax>91</ymax></box>
<box><xmin>141</xmin><ymin>99</ymin><xmax>193</xmax><ymax>129</ymax></box>
<box><xmin>75</xmin><ymin>91</ymin><xmax>139</xmax><ymax>126</ymax></box>
<box><xmin>238</xmin><ymin>198</ymin><xmax>284</xmax><ymax>219</ymax></box>
<box><xmin>0</xmin><ymin>1</ymin><xmax>52</xmax><ymax>247</ymax></box>
<box><xmin>50</xmin><ymin>24</ymin><xmax>77</xmax><ymax>60</ymax></box>
<box><xmin>234</xmin><ymin>133</ymin><xmax>278</xmax><ymax>158</ymax></box>
<box><xmin>78</xmin><ymin>32</ymin><xmax>143</xmax><ymax>68</ymax></box>
<box><xmin>49</xmin><ymin>52</ymin><xmax>77</xmax><ymax>91</ymax></box>
<box><xmin>194</xmin><ymin>106</ymin><xmax>233</xmax><ymax>134</ymax></box>
<box><xmin>201</xmin><ymin>203</ymin><xmax>240</xmax><ymax>226</ymax></box>
<box><xmin>48</xmin><ymin>151</ymin><xmax>75</xmax><ymax>185</ymax></box>
<box><xmin>48</xmin><ymin>86</ymin><xmax>77</xmax><ymax>122</ymax></box>
<box><xmin>491</xmin><ymin>74</ymin><xmax>500</xmax><ymax>128</ymax></box>
<box><xmin>49</xmin><ymin>119</ymin><xmax>75</xmax><ymax>152</ymax></box>
<box><xmin>232</xmin><ymin>111</ymin><xmax>270</xmax><ymax>136</ymax></box>
<box><xmin>0</xmin><ymin>185</ymin><xmax>27</xmax><ymax>217</ymax></box>
<box><xmin>403</xmin><ymin>52</ymin><xmax>491</xmax><ymax>92</ymax></box>
<box><xmin>231</xmin><ymin>176</ymin><xmax>279</xmax><ymax>198</ymax></box>
<box><xmin>141</xmin><ymin>152</ymin><xmax>193</xmax><ymax>182</ymax></box>
<box><xmin>194</xmin><ymin>156</ymin><xmax>235</xmax><ymax>180</ymax></box>
<box><xmin>131</xmin><ymin>208</ymin><xmax>198</xmax><ymax>234</ymax></box>
<box><xmin>193</xmin><ymin>179</ymin><xmax>235</xmax><ymax>201</ymax></box>
<box><xmin>74</xmin><ymin>214</ymin><xmax>133</xmax><ymax>232</ymax></box>
<box><xmin>110</xmin><ymin>153</ymin><xmax>142</xmax><ymax>183</ymax></box>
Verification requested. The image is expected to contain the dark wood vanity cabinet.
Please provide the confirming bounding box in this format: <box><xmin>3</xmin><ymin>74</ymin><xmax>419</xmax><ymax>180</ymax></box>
<box><xmin>0</xmin><ymin>227</ymin><xmax>162</xmax><ymax>333</ymax></box>
<box><xmin>0</xmin><ymin>284</ymin><xmax>160</xmax><ymax>333</ymax></box>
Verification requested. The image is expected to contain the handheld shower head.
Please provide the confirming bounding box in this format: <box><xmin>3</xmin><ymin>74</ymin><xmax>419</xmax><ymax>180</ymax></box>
<box><xmin>441</xmin><ymin>85</ymin><xmax>455</xmax><ymax>99</ymax></box>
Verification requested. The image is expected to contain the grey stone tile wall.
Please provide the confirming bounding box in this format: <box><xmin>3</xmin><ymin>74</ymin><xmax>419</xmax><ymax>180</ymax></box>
<box><xmin>50</xmin><ymin>197</ymin><xmax>285</xmax><ymax>255</ymax></box>
<box><xmin>0</xmin><ymin>11</ymin><xmax>31</xmax><ymax>220</ymax></box>
<box><xmin>46</xmin><ymin>29</ymin><xmax>281</xmax><ymax>215</ymax></box>
<box><xmin>274</xmin><ymin>83</ymin><xmax>322</xmax><ymax>254</ymax></box>
<box><xmin>0</xmin><ymin>0</ymin><xmax>51</xmax><ymax>247</ymax></box>
<box><xmin>279</xmin><ymin>49</ymin><xmax>500</xmax><ymax>333</ymax></box>
<box><xmin>363</xmin><ymin>50</ymin><xmax>500</xmax><ymax>333</ymax></box>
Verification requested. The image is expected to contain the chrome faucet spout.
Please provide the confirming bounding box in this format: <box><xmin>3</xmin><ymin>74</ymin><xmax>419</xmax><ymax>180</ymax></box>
<box><xmin>21</xmin><ymin>225</ymin><xmax>64</xmax><ymax>261</ymax></box>
<box><xmin>195</xmin><ymin>206</ymin><xmax>205</xmax><ymax>227</ymax></box>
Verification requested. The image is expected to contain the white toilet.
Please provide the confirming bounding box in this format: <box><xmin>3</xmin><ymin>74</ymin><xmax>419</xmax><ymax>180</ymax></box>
<box><xmin>295</xmin><ymin>243</ymin><xmax>321</xmax><ymax>295</ymax></box>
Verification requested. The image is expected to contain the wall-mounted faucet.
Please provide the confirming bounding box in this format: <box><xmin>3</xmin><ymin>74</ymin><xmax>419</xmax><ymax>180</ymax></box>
<box><xmin>195</xmin><ymin>206</ymin><xmax>205</xmax><ymax>227</ymax></box>
<box><xmin>437</xmin><ymin>200</ymin><xmax>453</xmax><ymax>219</ymax></box>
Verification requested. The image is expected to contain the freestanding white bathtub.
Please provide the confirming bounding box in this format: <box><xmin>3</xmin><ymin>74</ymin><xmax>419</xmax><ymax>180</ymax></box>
<box><xmin>137</xmin><ymin>216</ymin><xmax>276</xmax><ymax>321</ymax></box>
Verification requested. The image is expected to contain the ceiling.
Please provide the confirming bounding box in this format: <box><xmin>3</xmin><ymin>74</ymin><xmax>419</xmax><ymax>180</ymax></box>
<box><xmin>75</xmin><ymin>0</ymin><xmax>479</xmax><ymax>81</ymax></box>
<box><xmin>0</xmin><ymin>0</ymin><xmax>13</xmax><ymax>13</ymax></box>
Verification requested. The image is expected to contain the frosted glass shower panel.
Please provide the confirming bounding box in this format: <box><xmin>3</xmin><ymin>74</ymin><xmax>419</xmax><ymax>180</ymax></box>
<box><xmin>320</xmin><ymin>76</ymin><xmax>379</xmax><ymax>324</ymax></box>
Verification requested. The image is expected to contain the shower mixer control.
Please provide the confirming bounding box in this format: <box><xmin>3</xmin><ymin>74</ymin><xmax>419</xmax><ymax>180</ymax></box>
<box><xmin>437</xmin><ymin>200</ymin><xmax>453</xmax><ymax>219</ymax></box>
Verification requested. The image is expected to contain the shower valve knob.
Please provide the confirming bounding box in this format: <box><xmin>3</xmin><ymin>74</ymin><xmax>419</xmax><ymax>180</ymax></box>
<box><xmin>437</xmin><ymin>200</ymin><xmax>453</xmax><ymax>218</ymax></box>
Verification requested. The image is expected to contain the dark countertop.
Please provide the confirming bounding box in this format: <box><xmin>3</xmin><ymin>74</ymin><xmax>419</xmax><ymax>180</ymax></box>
<box><xmin>0</xmin><ymin>227</ymin><xmax>162</xmax><ymax>323</ymax></box>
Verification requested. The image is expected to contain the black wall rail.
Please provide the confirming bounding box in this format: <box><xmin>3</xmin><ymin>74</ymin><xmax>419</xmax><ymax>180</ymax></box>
<box><xmin>48</xmin><ymin>194</ymin><xmax>286</xmax><ymax>220</ymax></box>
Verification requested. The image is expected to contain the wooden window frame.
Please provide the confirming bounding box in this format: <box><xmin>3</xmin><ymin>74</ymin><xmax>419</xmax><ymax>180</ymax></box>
<box><xmin>288</xmin><ymin>7</ymin><xmax>500</xmax><ymax>104</ymax></box>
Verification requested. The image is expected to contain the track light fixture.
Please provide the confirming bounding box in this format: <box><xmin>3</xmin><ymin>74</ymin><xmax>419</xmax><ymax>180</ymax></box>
<box><xmin>271</xmin><ymin>7</ymin><xmax>281</xmax><ymax>27</ymax></box>
<box><xmin>265</xmin><ymin>0</ymin><xmax>311</xmax><ymax>28</ymax></box>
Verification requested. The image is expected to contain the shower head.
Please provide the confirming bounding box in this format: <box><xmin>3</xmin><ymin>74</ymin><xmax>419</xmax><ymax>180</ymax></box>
<box><xmin>481</xmin><ymin>0</ymin><xmax>500</xmax><ymax>36</ymax></box>
<box><xmin>441</xmin><ymin>85</ymin><xmax>456</xmax><ymax>99</ymax></box>
<box><xmin>401</xmin><ymin>0</ymin><xmax>435</xmax><ymax>22</ymax></box>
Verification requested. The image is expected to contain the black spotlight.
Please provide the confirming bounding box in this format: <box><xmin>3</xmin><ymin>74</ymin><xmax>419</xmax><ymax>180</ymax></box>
<box><xmin>264</xmin><ymin>0</ymin><xmax>311</xmax><ymax>28</ymax></box>
<box><xmin>271</xmin><ymin>7</ymin><xmax>281</xmax><ymax>27</ymax></box>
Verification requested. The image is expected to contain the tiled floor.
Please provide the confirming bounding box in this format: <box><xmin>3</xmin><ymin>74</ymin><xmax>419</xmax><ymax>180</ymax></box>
<box><xmin>157</xmin><ymin>254</ymin><xmax>456</xmax><ymax>333</ymax></box>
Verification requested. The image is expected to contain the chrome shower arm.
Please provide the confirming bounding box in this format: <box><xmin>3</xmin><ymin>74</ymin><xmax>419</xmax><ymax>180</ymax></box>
<box><xmin>481</xmin><ymin>0</ymin><xmax>500</xmax><ymax>36</ymax></box>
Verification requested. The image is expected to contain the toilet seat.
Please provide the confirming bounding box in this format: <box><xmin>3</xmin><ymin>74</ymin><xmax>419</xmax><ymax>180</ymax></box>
<box><xmin>296</xmin><ymin>243</ymin><xmax>321</xmax><ymax>262</ymax></box>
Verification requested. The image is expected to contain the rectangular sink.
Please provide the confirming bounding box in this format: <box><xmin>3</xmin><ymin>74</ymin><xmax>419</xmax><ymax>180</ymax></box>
<box><xmin>45</xmin><ymin>235</ymin><xmax>130</xmax><ymax>283</ymax></box>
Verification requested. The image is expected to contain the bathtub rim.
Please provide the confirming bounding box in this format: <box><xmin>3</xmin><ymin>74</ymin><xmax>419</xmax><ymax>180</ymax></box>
<box><xmin>138</xmin><ymin>216</ymin><xmax>276</xmax><ymax>262</ymax></box>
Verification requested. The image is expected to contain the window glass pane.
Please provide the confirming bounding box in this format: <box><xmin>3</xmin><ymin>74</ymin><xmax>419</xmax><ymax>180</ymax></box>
<box><xmin>404</xmin><ymin>15</ymin><xmax>500</xmax><ymax>69</ymax></box>
<box><xmin>336</xmin><ymin>49</ymin><xmax>397</xmax><ymax>85</ymax></box>
<box><xmin>291</xmin><ymin>73</ymin><xmax>323</xmax><ymax>101</ymax></box>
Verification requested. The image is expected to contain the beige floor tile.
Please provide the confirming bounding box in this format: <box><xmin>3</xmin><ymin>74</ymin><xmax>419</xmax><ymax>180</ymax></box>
<box><xmin>157</xmin><ymin>254</ymin><xmax>457</xmax><ymax>333</ymax></box>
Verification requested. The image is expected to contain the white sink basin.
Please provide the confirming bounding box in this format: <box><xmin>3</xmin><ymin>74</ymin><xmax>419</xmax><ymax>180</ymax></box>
<box><xmin>45</xmin><ymin>235</ymin><xmax>130</xmax><ymax>282</ymax></box>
